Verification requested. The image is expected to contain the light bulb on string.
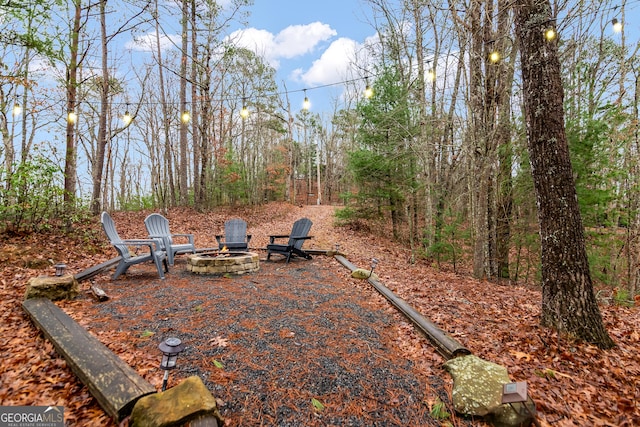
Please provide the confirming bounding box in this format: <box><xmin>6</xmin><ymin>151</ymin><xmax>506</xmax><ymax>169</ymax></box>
<box><xmin>544</xmin><ymin>27</ymin><xmax>557</xmax><ymax>41</ymax></box>
<box><xmin>181</xmin><ymin>110</ymin><xmax>190</xmax><ymax>123</ymax></box>
<box><xmin>12</xmin><ymin>104</ymin><xmax>22</xmax><ymax>116</ymax></box>
<box><xmin>240</xmin><ymin>98</ymin><xmax>249</xmax><ymax>118</ymax></box>
<box><xmin>67</xmin><ymin>111</ymin><xmax>77</xmax><ymax>124</ymax></box>
<box><xmin>612</xmin><ymin>18</ymin><xmax>622</xmax><ymax>33</ymax></box>
<box><xmin>364</xmin><ymin>78</ymin><xmax>373</xmax><ymax>99</ymax></box>
<box><xmin>489</xmin><ymin>51</ymin><xmax>501</xmax><ymax>64</ymax></box>
<box><xmin>426</xmin><ymin>69</ymin><xmax>435</xmax><ymax>82</ymax></box>
<box><xmin>302</xmin><ymin>90</ymin><xmax>310</xmax><ymax>110</ymax></box>
<box><xmin>123</xmin><ymin>110</ymin><xmax>132</xmax><ymax>125</ymax></box>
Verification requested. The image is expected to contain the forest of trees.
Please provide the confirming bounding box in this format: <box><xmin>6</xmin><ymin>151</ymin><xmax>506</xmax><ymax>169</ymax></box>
<box><xmin>1</xmin><ymin>0</ymin><xmax>638</xmax><ymax>347</ymax></box>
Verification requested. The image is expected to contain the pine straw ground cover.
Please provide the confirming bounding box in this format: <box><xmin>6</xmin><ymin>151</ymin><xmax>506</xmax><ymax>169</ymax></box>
<box><xmin>1</xmin><ymin>203</ymin><xmax>639</xmax><ymax>426</ymax></box>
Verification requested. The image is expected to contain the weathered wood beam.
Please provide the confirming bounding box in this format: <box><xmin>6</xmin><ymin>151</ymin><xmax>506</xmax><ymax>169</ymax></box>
<box><xmin>22</xmin><ymin>298</ymin><xmax>156</xmax><ymax>421</ymax></box>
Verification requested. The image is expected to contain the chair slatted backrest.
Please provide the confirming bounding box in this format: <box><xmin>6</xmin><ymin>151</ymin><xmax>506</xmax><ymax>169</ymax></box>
<box><xmin>290</xmin><ymin>218</ymin><xmax>312</xmax><ymax>249</ymax></box>
<box><xmin>144</xmin><ymin>213</ymin><xmax>171</xmax><ymax>248</ymax></box>
<box><xmin>224</xmin><ymin>219</ymin><xmax>248</xmax><ymax>245</ymax></box>
<box><xmin>101</xmin><ymin>212</ymin><xmax>130</xmax><ymax>260</ymax></box>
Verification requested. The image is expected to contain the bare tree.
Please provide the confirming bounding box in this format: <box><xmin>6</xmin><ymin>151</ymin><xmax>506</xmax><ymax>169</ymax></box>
<box><xmin>63</xmin><ymin>0</ymin><xmax>84</xmax><ymax>211</ymax></box>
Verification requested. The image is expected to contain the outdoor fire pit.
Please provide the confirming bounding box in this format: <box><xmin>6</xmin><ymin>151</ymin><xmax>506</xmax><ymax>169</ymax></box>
<box><xmin>186</xmin><ymin>251</ymin><xmax>259</xmax><ymax>275</ymax></box>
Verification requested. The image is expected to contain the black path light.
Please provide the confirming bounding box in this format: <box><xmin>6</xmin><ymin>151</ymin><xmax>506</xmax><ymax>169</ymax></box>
<box><xmin>369</xmin><ymin>258</ymin><xmax>379</xmax><ymax>278</ymax></box>
<box><xmin>159</xmin><ymin>337</ymin><xmax>185</xmax><ymax>391</ymax></box>
<box><xmin>54</xmin><ymin>263</ymin><xmax>66</xmax><ymax>277</ymax></box>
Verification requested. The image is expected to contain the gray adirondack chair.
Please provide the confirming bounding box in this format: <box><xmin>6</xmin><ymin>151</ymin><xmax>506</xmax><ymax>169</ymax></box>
<box><xmin>101</xmin><ymin>212</ymin><xmax>168</xmax><ymax>279</ymax></box>
<box><xmin>144</xmin><ymin>213</ymin><xmax>196</xmax><ymax>265</ymax></box>
<box><xmin>215</xmin><ymin>218</ymin><xmax>252</xmax><ymax>251</ymax></box>
<box><xmin>266</xmin><ymin>217</ymin><xmax>313</xmax><ymax>263</ymax></box>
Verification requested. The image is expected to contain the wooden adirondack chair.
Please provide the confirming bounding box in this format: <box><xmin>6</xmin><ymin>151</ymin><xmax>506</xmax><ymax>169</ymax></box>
<box><xmin>266</xmin><ymin>217</ymin><xmax>313</xmax><ymax>263</ymax></box>
<box><xmin>101</xmin><ymin>212</ymin><xmax>168</xmax><ymax>279</ymax></box>
<box><xmin>144</xmin><ymin>213</ymin><xmax>196</xmax><ymax>265</ymax></box>
<box><xmin>215</xmin><ymin>218</ymin><xmax>252</xmax><ymax>251</ymax></box>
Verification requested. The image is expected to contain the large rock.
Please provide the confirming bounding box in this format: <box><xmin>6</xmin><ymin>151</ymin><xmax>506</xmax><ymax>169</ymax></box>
<box><xmin>444</xmin><ymin>354</ymin><xmax>509</xmax><ymax>416</ymax></box>
<box><xmin>351</xmin><ymin>268</ymin><xmax>379</xmax><ymax>281</ymax></box>
<box><xmin>443</xmin><ymin>354</ymin><xmax>535</xmax><ymax>426</ymax></box>
<box><xmin>24</xmin><ymin>275</ymin><xmax>79</xmax><ymax>300</ymax></box>
<box><xmin>130</xmin><ymin>376</ymin><xmax>221</xmax><ymax>427</ymax></box>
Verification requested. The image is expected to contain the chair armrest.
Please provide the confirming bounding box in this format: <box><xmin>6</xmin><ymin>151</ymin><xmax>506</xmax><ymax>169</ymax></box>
<box><xmin>269</xmin><ymin>234</ymin><xmax>290</xmax><ymax>244</ymax></box>
<box><xmin>290</xmin><ymin>235</ymin><xmax>313</xmax><ymax>240</ymax></box>
<box><xmin>215</xmin><ymin>235</ymin><xmax>223</xmax><ymax>244</ymax></box>
<box><xmin>171</xmin><ymin>233</ymin><xmax>194</xmax><ymax>244</ymax></box>
<box><xmin>122</xmin><ymin>238</ymin><xmax>163</xmax><ymax>252</ymax></box>
<box><xmin>246</xmin><ymin>234</ymin><xmax>252</xmax><ymax>244</ymax></box>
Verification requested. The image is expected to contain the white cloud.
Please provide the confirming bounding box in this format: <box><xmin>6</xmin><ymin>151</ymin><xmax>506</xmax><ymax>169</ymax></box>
<box><xmin>126</xmin><ymin>31</ymin><xmax>181</xmax><ymax>52</ymax></box>
<box><xmin>296</xmin><ymin>37</ymin><xmax>359</xmax><ymax>85</ymax></box>
<box><xmin>274</xmin><ymin>22</ymin><xmax>337</xmax><ymax>58</ymax></box>
<box><xmin>296</xmin><ymin>33</ymin><xmax>379</xmax><ymax>86</ymax></box>
<box><xmin>229</xmin><ymin>22</ymin><xmax>337</xmax><ymax>68</ymax></box>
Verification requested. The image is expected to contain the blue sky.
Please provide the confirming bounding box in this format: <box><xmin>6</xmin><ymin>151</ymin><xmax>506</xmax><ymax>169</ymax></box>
<box><xmin>228</xmin><ymin>0</ymin><xmax>378</xmax><ymax>113</ymax></box>
<box><xmin>125</xmin><ymin>0</ymin><xmax>640</xmax><ymax>115</ymax></box>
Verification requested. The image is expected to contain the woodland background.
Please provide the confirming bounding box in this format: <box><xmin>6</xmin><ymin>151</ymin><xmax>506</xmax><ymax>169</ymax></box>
<box><xmin>1</xmin><ymin>0</ymin><xmax>640</xmax><ymax>295</ymax></box>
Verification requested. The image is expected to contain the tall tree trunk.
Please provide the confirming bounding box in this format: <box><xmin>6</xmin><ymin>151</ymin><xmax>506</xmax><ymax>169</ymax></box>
<box><xmin>64</xmin><ymin>0</ymin><xmax>81</xmax><ymax>211</ymax></box>
<box><xmin>495</xmin><ymin>0</ymin><xmax>516</xmax><ymax>279</ymax></box>
<box><xmin>178</xmin><ymin>0</ymin><xmax>189</xmax><ymax>205</ymax></box>
<box><xmin>190</xmin><ymin>0</ymin><xmax>200</xmax><ymax>208</ymax></box>
<box><xmin>153</xmin><ymin>0</ymin><xmax>174</xmax><ymax>209</ymax></box>
<box><xmin>410</xmin><ymin>0</ymin><xmax>426</xmax><ymax>258</ymax></box>
<box><xmin>469</xmin><ymin>0</ymin><xmax>491</xmax><ymax>279</ymax></box>
<box><xmin>514</xmin><ymin>0</ymin><xmax>614</xmax><ymax>348</ymax></box>
<box><xmin>90</xmin><ymin>0</ymin><xmax>109</xmax><ymax>215</ymax></box>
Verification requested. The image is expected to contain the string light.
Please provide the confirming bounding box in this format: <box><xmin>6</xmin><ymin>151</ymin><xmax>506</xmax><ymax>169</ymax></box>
<box><xmin>426</xmin><ymin>69</ymin><xmax>435</xmax><ymax>82</ymax></box>
<box><xmin>611</xmin><ymin>18</ymin><xmax>622</xmax><ymax>33</ymax></box>
<box><xmin>12</xmin><ymin>104</ymin><xmax>22</xmax><ymax>116</ymax></box>
<box><xmin>544</xmin><ymin>27</ymin><xmax>557</xmax><ymax>41</ymax></box>
<box><xmin>240</xmin><ymin>98</ymin><xmax>249</xmax><ymax>118</ymax></box>
<box><xmin>25</xmin><ymin>74</ymin><xmax>403</xmax><ymax>123</ymax></box>
<box><xmin>123</xmin><ymin>109</ymin><xmax>132</xmax><ymax>125</ymax></box>
<box><xmin>302</xmin><ymin>89</ymin><xmax>310</xmax><ymax>110</ymax></box>
<box><xmin>364</xmin><ymin>78</ymin><xmax>373</xmax><ymax>99</ymax></box>
<box><xmin>489</xmin><ymin>51</ymin><xmax>501</xmax><ymax>64</ymax></box>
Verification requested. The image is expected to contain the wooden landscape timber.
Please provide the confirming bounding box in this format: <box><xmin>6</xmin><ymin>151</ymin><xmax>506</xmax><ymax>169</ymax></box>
<box><xmin>22</xmin><ymin>298</ymin><xmax>156</xmax><ymax>422</ymax></box>
<box><xmin>334</xmin><ymin>254</ymin><xmax>471</xmax><ymax>359</ymax></box>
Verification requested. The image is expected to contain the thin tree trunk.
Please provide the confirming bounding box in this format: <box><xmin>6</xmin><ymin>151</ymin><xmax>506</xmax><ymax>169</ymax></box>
<box><xmin>495</xmin><ymin>0</ymin><xmax>516</xmax><ymax>279</ymax></box>
<box><xmin>64</xmin><ymin>0</ymin><xmax>81</xmax><ymax>211</ymax></box>
<box><xmin>178</xmin><ymin>0</ymin><xmax>189</xmax><ymax>205</ymax></box>
<box><xmin>514</xmin><ymin>0</ymin><xmax>615</xmax><ymax>348</ymax></box>
<box><xmin>190</xmin><ymin>0</ymin><xmax>200</xmax><ymax>208</ymax></box>
<box><xmin>154</xmin><ymin>0</ymin><xmax>174</xmax><ymax>209</ymax></box>
<box><xmin>90</xmin><ymin>0</ymin><xmax>109</xmax><ymax>216</ymax></box>
<box><xmin>469</xmin><ymin>0</ymin><xmax>490</xmax><ymax>279</ymax></box>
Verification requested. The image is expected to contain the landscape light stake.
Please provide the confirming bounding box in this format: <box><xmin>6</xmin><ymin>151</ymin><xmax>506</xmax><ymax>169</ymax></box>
<box><xmin>159</xmin><ymin>337</ymin><xmax>185</xmax><ymax>391</ymax></box>
<box><xmin>502</xmin><ymin>382</ymin><xmax>541</xmax><ymax>427</ymax></box>
<box><xmin>54</xmin><ymin>263</ymin><xmax>66</xmax><ymax>277</ymax></box>
<box><xmin>369</xmin><ymin>258</ymin><xmax>379</xmax><ymax>278</ymax></box>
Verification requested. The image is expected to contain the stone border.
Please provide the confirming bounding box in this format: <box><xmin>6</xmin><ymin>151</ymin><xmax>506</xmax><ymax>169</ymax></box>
<box><xmin>186</xmin><ymin>252</ymin><xmax>259</xmax><ymax>275</ymax></box>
